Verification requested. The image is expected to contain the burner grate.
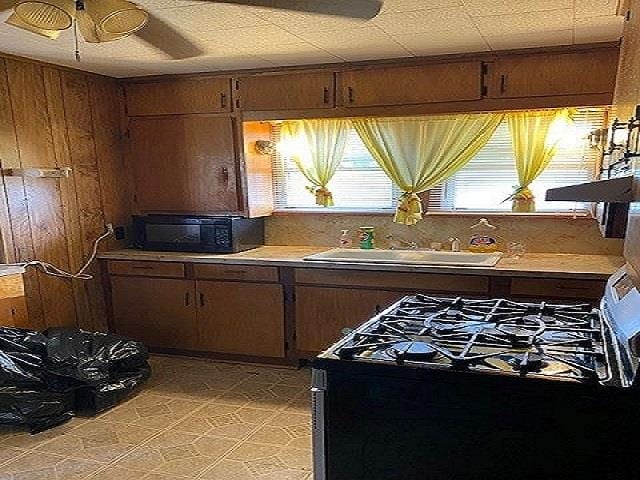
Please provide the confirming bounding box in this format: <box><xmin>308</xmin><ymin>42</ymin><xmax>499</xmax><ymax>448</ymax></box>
<box><xmin>333</xmin><ymin>295</ymin><xmax>607</xmax><ymax>382</ymax></box>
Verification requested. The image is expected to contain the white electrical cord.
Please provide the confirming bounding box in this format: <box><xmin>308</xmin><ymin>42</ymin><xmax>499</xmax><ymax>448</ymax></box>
<box><xmin>3</xmin><ymin>225</ymin><xmax>114</xmax><ymax>280</ymax></box>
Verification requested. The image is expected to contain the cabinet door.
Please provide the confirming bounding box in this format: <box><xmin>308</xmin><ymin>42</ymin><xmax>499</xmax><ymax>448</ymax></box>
<box><xmin>237</xmin><ymin>72</ymin><xmax>335</xmax><ymax>111</ymax></box>
<box><xmin>341</xmin><ymin>61</ymin><xmax>483</xmax><ymax>107</ymax></box>
<box><xmin>125</xmin><ymin>78</ymin><xmax>232</xmax><ymax>115</ymax></box>
<box><xmin>295</xmin><ymin>286</ymin><xmax>407</xmax><ymax>352</ymax></box>
<box><xmin>196</xmin><ymin>281</ymin><xmax>285</xmax><ymax>358</ymax></box>
<box><xmin>111</xmin><ymin>276</ymin><xmax>198</xmax><ymax>350</ymax></box>
<box><xmin>129</xmin><ymin>116</ymin><xmax>240</xmax><ymax>213</ymax></box>
<box><xmin>487</xmin><ymin>49</ymin><xmax>617</xmax><ymax>98</ymax></box>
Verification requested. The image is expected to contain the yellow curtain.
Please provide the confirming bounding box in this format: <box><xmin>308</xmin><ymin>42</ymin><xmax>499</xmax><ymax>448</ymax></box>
<box><xmin>352</xmin><ymin>113</ymin><xmax>504</xmax><ymax>225</ymax></box>
<box><xmin>507</xmin><ymin>108</ymin><xmax>574</xmax><ymax>202</ymax></box>
<box><xmin>280</xmin><ymin>119</ymin><xmax>350</xmax><ymax>207</ymax></box>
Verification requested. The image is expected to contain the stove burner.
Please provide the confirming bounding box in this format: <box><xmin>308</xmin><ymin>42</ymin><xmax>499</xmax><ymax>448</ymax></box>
<box><xmin>389</xmin><ymin>341</ymin><xmax>437</xmax><ymax>361</ymax></box>
<box><xmin>510</xmin><ymin>353</ymin><xmax>544</xmax><ymax>372</ymax></box>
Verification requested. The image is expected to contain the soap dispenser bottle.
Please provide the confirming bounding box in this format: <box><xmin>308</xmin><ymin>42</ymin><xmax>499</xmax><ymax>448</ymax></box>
<box><xmin>339</xmin><ymin>230</ymin><xmax>352</xmax><ymax>248</ymax></box>
<box><xmin>469</xmin><ymin>218</ymin><xmax>498</xmax><ymax>253</ymax></box>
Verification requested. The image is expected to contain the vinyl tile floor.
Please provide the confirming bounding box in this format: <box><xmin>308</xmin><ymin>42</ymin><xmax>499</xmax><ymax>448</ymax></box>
<box><xmin>0</xmin><ymin>355</ymin><xmax>313</xmax><ymax>480</ymax></box>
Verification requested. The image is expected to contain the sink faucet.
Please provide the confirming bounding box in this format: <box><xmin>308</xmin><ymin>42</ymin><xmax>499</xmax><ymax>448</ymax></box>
<box><xmin>385</xmin><ymin>234</ymin><xmax>418</xmax><ymax>250</ymax></box>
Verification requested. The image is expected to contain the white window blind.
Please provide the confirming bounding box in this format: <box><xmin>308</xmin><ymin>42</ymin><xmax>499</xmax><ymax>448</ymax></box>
<box><xmin>430</xmin><ymin>107</ymin><xmax>606</xmax><ymax>212</ymax></box>
<box><xmin>272</xmin><ymin>125</ymin><xmax>399</xmax><ymax>210</ymax></box>
<box><xmin>270</xmin><ymin>107</ymin><xmax>606</xmax><ymax>213</ymax></box>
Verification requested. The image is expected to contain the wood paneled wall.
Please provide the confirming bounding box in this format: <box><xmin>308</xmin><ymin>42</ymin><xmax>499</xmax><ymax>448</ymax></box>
<box><xmin>0</xmin><ymin>56</ymin><xmax>131</xmax><ymax>331</ymax></box>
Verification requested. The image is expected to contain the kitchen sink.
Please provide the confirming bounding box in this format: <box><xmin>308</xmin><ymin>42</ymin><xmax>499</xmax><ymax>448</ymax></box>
<box><xmin>303</xmin><ymin>248</ymin><xmax>503</xmax><ymax>267</ymax></box>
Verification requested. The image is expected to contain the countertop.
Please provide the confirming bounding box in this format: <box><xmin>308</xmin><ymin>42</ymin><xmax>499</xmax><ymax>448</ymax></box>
<box><xmin>97</xmin><ymin>246</ymin><xmax>626</xmax><ymax>280</ymax></box>
<box><xmin>0</xmin><ymin>265</ymin><xmax>26</xmax><ymax>277</ymax></box>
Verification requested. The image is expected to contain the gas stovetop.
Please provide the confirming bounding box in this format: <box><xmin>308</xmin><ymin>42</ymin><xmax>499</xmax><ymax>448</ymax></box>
<box><xmin>329</xmin><ymin>294</ymin><xmax>611</xmax><ymax>383</ymax></box>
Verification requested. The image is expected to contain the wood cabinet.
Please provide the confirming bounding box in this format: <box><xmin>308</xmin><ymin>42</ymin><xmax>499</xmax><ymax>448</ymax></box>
<box><xmin>295</xmin><ymin>286</ymin><xmax>406</xmax><ymax>352</ymax></box>
<box><xmin>341</xmin><ymin>61</ymin><xmax>483</xmax><ymax>108</ymax></box>
<box><xmin>125</xmin><ymin>77</ymin><xmax>232</xmax><ymax>115</ymax></box>
<box><xmin>510</xmin><ymin>278</ymin><xmax>604</xmax><ymax>300</ymax></box>
<box><xmin>110</xmin><ymin>276</ymin><xmax>198</xmax><ymax>350</ymax></box>
<box><xmin>237</xmin><ymin>71</ymin><xmax>335</xmax><ymax>111</ymax></box>
<box><xmin>0</xmin><ymin>273</ymin><xmax>27</xmax><ymax>328</ymax></box>
<box><xmin>128</xmin><ymin>115</ymin><xmax>240</xmax><ymax>214</ymax></box>
<box><xmin>196</xmin><ymin>280</ymin><xmax>285</xmax><ymax>357</ymax></box>
<box><xmin>487</xmin><ymin>49</ymin><xmax>618</xmax><ymax>99</ymax></box>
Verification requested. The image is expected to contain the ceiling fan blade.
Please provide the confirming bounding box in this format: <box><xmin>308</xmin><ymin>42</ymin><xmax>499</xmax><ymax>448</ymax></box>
<box><xmin>0</xmin><ymin>0</ymin><xmax>15</xmax><ymax>13</ymax></box>
<box><xmin>6</xmin><ymin>12</ymin><xmax>61</xmax><ymax>39</ymax></box>
<box><xmin>133</xmin><ymin>13</ymin><xmax>205</xmax><ymax>59</ymax></box>
<box><xmin>192</xmin><ymin>0</ymin><xmax>383</xmax><ymax>19</ymax></box>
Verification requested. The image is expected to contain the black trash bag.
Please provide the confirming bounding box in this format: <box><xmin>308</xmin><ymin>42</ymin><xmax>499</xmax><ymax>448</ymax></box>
<box><xmin>0</xmin><ymin>328</ymin><xmax>49</xmax><ymax>388</ymax></box>
<box><xmin>0</xmin><ymin>326</ymin><xmax>151</xmax><ymax>433</ymax></box>
<box><xmin>0</xmin><ymin>387</ymin><xmax>75</xmax><ymax>434</ymax></box>
<box><xmin>43</xmin><ymin>328</ymin><xmax>150</xmax><ymax>413</ymax></box>
<box><xmin>75</xmin><ymin>366</ymin><xmax>151</xmax><ymax>413</ymax></box>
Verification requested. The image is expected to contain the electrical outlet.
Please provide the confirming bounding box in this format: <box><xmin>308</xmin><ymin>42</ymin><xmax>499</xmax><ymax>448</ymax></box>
<box><xmin>114</xmin><ymin>226</ymin><xmax>126</xmax><ymax>241</ymax></box>
<box><xmin>106</xmin><ymin>223</ymin><xmax>114</xmax><ymax>234</ymax></box>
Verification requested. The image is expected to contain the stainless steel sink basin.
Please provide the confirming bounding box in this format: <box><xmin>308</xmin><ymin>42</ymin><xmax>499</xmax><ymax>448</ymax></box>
<box><xmin>303</xmin><ymin>248</ymin><xmax>503</xmax><ymax>267</ymax></box>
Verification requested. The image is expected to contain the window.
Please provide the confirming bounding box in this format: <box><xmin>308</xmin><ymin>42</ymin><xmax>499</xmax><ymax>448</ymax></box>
<box><xmin>271</xmin><ymin>107</ymin><xmax>606</xmax><ymax>213</ymax></box>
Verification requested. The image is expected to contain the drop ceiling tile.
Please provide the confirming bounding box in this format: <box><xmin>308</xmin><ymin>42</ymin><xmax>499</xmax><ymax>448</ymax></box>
<box><xmin>463</xmin><ymin>0</ymin><xmax>572</xmax><ymax>17</ymax></box>
<box><xmin>485</xmin><ymin>29</ymin><xmax>573</xmax><ymax>50</ymax></box>
<box><xmin>150</xmin><ymin>4</ymin><xmax>269</xmax><ymax>33</ymax></box>
<box><xmin>250</xmin><ymin>43</ymin><xmax>342</xmax><ymax>66</ymax></box>
<box><xmin>381</xmin><ymin>0</ymin><xmax>463</xmax><ymax>14</ymax></box>
<box><xmin>254</xmin><ymin>10</ymin><xmax>376</xmax><ymax>34</ymax></box>
<box><xmin>196</xmin><ymin>24</ymin><xmax>302</xmax><ymax>49</ymax></box>
<box><xmin>574</xmin><ymin>0</ymin><xmax>620</xmax><ymax>18</ymax></box>
<box><xmin>392</xmin><ymin>30</ymin><xmax>489</xmax><ymax>56</ymax></box>
<box><xmin>295</xmin><ymin>25</ymin><xmax>400</xmax><ymax>50</ymax></box>
<box><xmin>374</xmin><ymin>7</ymin><xmax>477</xmax><ymax>35</ymax></box>
<box><xmin>473</xmin><ymin>9</ymin><xmax>574</xmax><ymax>36</ymax></box>
<box><xmin>328</xmin><ymin>45</ymin><xmax>412</xmax><ymax>61</ymax></box>
<box><xmin>574</xmin><ymin>15</ymin><xmax>625</xmax><ymax>43</ymax></box>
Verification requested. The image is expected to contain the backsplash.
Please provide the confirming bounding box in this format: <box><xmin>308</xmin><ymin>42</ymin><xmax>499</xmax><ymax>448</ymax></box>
<box><xmin>265</xmin><ymin>214</ymin><xmax>625</xmax><ymax>256</ymax></box>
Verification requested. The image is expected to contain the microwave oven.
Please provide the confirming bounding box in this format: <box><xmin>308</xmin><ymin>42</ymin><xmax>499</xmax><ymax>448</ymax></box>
<box><xmin>133</xmin><ymin>215</ymin><xmax>264</xmax><ymax>253</ymax></box>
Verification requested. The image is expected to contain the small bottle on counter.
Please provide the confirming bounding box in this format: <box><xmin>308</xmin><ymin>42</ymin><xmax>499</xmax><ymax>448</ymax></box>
<box><xmin>358</xmin><ymin>226</ymin><xmax>375</xmax><ymax>249</ymax></box>
<box><xmin>469</xmin><ymin>218</ymin><xmax>498</xmax><ymax>253</ymax></box>
<box><xmin>339</xmin><ymin>230</ymin><xmax>352</xmax><ymax>248</ymax></box>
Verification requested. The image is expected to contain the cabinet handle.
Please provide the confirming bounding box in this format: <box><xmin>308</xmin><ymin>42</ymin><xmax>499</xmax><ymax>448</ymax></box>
<box><xmin>221</xmin><ymin>167</ymin><xmax>229</xmax><ymax>185</ymax></box>
<box><xmin>199</xmin><ymin>292</ymin><xmax>205</xmax><ymax>307</ymax></box>
<box><xmin>347</xmin><ymin>86</ymin><xmax>354</xmax><ymax>103</ymax></box>
<box><xmin>220</xmin><ymin>92</ymin><xmax>227</xmax><ymax>109</ymax></box>
<box><xmin>499</xmin><ymin>74</ymin><xmax>507</xmax><ymax>94</ymax></box>
<box><xmin>131</xmin><ymin>265</ymin><xmax>153</xmax><ymax>270</ymax></box>
<box><xmin>323</xmin><ymin>87</ymin><xmax>330</xmax><ymax>104</ymax></box>
<box><xmin>184</xmin><ymin>292</ymin><xmax>190</xmax><ymax>306</ymax></box>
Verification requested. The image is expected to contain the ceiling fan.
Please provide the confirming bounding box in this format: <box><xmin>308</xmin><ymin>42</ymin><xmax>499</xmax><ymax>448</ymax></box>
<box><xmin>0</xmin><ymin>0</ymin><xmax>384</xmax><ymax>59</ymax></box>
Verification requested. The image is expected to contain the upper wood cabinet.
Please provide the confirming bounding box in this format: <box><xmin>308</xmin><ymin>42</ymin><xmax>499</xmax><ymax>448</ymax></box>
<box><xmin>341</xmin><ymin>61</ymin><xmax>483</xmax><ymax>108</ymax></box>
<box><xmin>236</xmin><ymin>71</ymin><xmax>335</xmax><ymax>111</ymax></box>
<box><xmin>486</xmin><ymin>49</ymin><xmax>618</xmax><ymax>99</ymax></box>
<box><xmin>125</xmin><ymin>77</ymin><xmax>232</xmax><ymax>115</ymax></box>
<box><xmin>128</xmin><ymin>115</ymin><xmax>240</xmax><ymax>213</ymax></box>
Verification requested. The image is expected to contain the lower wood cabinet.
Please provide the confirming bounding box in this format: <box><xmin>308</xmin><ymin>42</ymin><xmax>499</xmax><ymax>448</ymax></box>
<box><xmin>196</xmin><ymin>280</ymin><xmax>285</xmax><ymax>358</ymax></box>
<box><xmin>109</xmin><ymin>273</ymin><xmax>286</xmax><ymax>358</ymax></box>
<box><xmin>111</xmin><ymin>276</ymin><xmax>199</xmax><ymax>350</ymax></box>
<box><xmin>295</xmin><ymin>286</ymin><xmax>408</xmax><ymax>352</ymax></box>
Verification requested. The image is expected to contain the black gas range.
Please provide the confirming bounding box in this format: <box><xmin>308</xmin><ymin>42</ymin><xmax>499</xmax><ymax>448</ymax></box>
<box><xmin>312</xmin><ymin>266</ymin><xmax>640</xmax><ymax>480</ymax></box>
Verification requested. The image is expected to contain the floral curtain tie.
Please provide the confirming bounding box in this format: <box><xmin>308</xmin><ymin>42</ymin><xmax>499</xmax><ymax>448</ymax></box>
<box><xmin>394</xmin><ymin>192</ymin><xmax>423</xmax><ymax>226</ymax></box>
<box><xmin>307</xmin><ymin>185</ymin><xmax>334</xmax><ymax>207</ymax></box>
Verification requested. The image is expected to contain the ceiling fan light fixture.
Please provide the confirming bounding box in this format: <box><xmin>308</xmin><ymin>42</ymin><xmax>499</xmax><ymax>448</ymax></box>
<box><xmin>14</xmin><ymin>0</ymin><xmax>75</xmax><ymax>31</ymax></box>
<box><xmin>76</xmin><ymin>9</ymin><xmax>129</xmax><ymax>43</ymax></box>
<box><xmin>6</xmin><ymin>11</ymin><xmax>61</xmax><ymax>38</ymax></box>
<box><xmin>85</xmin><ymin>0</ymin><xmax>148</xmax><ymax>36</ymax></box>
